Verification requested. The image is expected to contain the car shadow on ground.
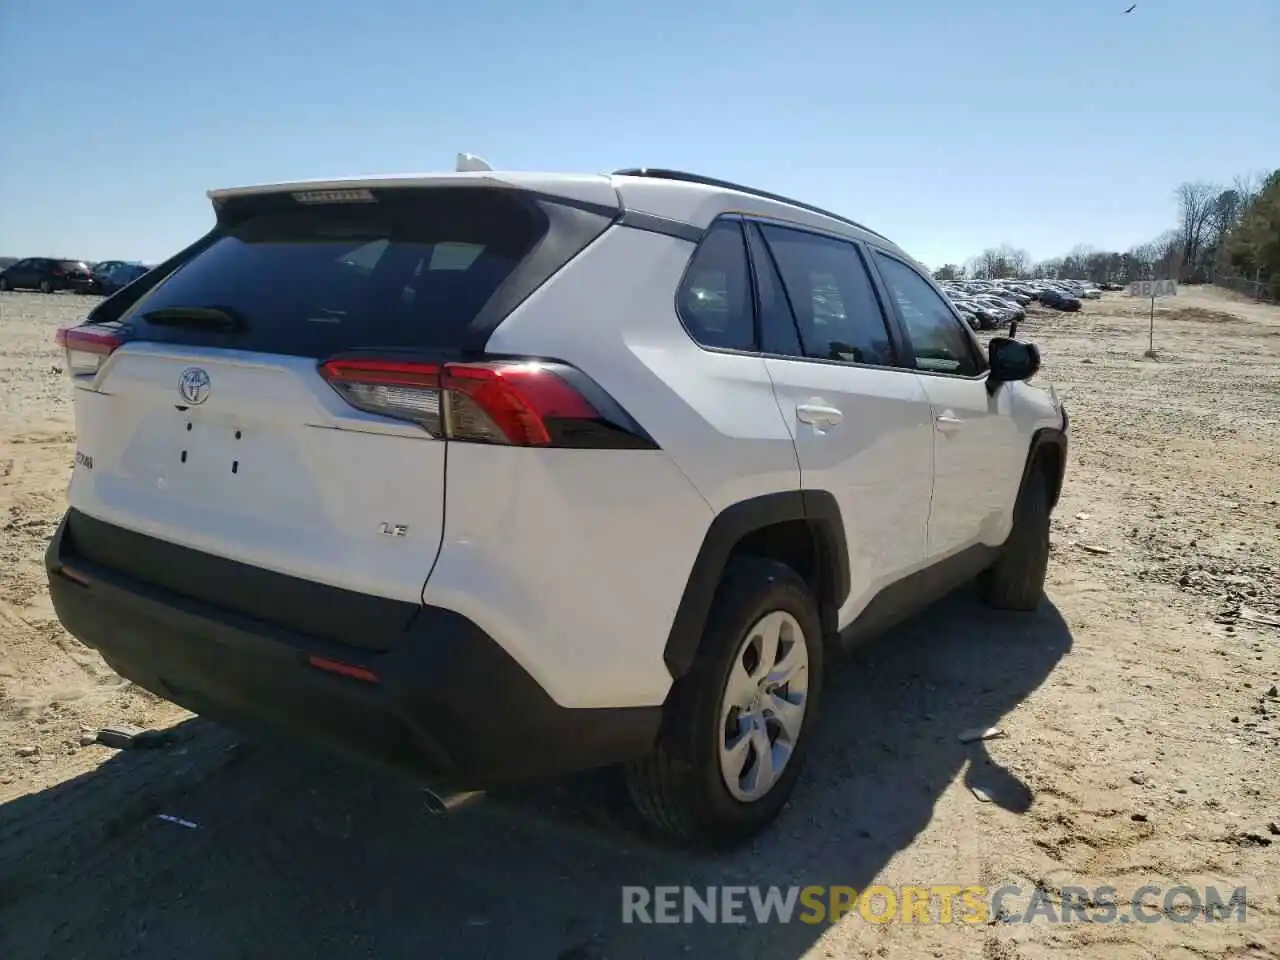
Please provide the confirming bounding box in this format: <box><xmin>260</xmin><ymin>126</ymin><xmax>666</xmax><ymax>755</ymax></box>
<box><xmin>0</xmin><ymin>589</ymin><xmax>1071</xmax><ymax>960</ymax></box>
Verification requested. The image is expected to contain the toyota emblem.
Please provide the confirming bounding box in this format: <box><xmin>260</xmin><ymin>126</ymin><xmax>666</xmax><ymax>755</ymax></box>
<box><xmin>178</xmin><ymin>367</ymin><xmax>211</xmax><ymax>405</ymax></box>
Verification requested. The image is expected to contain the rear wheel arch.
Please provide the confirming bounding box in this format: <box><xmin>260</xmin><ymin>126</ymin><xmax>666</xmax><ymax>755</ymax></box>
<box><xmin>663</xmin><ymin>490</ymin><xmax>850</xmax><ymax>680</ymax></box>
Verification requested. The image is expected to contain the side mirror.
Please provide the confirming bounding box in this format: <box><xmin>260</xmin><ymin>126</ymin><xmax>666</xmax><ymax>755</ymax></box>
<box><xmin>986</xmin><ymin>337</ymin><xmax>1040</xmax><ymax>394</ymax></box>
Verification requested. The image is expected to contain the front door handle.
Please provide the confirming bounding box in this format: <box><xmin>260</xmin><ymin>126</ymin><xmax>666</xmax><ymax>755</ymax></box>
<box><xmin>797</xmin><ymin>404</ymin><xmax>844</xmax><ymax>426</ymax></box>
<box><xmin>935</xmin><ymin>412</ymin><xmax>964</xmax><ymax>432</ymax></box>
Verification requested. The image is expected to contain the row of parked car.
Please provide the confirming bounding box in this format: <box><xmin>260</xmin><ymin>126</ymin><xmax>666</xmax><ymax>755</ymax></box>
<box><xmin>939</xmin><ymin>278</ymin><xmax>1103</xmax><ymax>330</ymax></box>
<box><xmin>0</xmin><ymin>257</ymin><xmax>154</xmax><ymax>297</ymax></box>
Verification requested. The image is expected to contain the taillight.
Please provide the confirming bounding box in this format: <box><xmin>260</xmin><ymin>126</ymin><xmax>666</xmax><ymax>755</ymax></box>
<box><xmin>318</xmin><ymin>356</ymin><xmax>657</xmax><ymax>449</ymax></box>
<box><xmin>56</xmin><ymin>326</ymin><xmax>123</xmax><ymax>377</ymax></box>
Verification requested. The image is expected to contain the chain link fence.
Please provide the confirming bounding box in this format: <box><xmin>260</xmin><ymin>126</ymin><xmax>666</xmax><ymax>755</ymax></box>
<box><xmin>1213</xmin><ymin>273</ymin><xmax>1277</xmax><ymax>302</ymax></box>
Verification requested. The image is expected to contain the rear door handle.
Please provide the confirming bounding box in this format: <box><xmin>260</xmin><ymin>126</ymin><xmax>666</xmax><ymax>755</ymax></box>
<box><xmin>935</xmin><ymin>412</ymin><xmax>964</xmax><ymax>432</ymax></box>
<box><xmin>797</xmin><ymin>404</ymin><xmax>843</xmax><ymax>426</ymax></box>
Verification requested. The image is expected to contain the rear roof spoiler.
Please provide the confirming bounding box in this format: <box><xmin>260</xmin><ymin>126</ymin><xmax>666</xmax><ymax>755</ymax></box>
<box><xmin>206</xmin><ymin>171</ymin><xmax>620</xmax><ymax>214</ymax></box>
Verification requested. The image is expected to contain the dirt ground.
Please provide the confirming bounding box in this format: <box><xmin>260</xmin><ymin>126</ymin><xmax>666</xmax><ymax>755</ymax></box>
<box><xmin>0</xmin><ymin>286</ymin><xmax>1277</xmax><ymax>959</ymax></box>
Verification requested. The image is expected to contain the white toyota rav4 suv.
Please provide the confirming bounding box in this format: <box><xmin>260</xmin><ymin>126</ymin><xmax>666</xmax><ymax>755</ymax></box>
<box><xmin>47</xmin><ymin>166</ymin><xmax>1067</xmax><ymax>847</ymax></box>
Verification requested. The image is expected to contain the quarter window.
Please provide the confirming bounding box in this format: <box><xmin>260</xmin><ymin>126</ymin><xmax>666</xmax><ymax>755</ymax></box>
<box><xmin>757</xmin><ymin>225</ymin><xmax>894</xmax><ymax>366</ymax></box>
<box><xmin>677</xmin><ymin>219</ymin><xmax>755</xmax><ymax>351</ymax></box>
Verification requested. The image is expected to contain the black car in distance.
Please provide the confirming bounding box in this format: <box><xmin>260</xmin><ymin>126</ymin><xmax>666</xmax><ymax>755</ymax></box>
<box><xmin>0</xmin><ymin>258</ymin><xmax>94</xmax><ymax>293</ymax></box>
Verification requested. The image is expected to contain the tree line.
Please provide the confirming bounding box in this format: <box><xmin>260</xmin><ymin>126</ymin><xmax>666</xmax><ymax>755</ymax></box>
<box><xmin>933</xmin><ymin>168</ymin><xmax>1280</xmax><ymax>296</ymax></box>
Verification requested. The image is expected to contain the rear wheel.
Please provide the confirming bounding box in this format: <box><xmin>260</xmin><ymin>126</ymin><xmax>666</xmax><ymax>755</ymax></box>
<box><xmin>980</xmin><ymin>465</ymin><xmax>1051</xmax><ymax>610</ymax></box>
<box><xmin>39</xmin><ymin>279</ymin><xmax>53</xmax><ymax>294</ymax></box>
<box><xmin>626</xmin><ymin>557</ymin><xmax>823</xmax><ymax>847</ymax></box>
<box><xmin>0</xmin><ymin>276</ymin><xmax>9</xmax><ymax>291</ymax></box>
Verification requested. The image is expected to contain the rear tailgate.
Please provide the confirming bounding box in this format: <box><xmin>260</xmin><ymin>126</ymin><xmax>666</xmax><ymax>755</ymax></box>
<box><xmin>63</xmin><ymin>184</ymin><xmax>617</xmax><ymax>648</ymax></box>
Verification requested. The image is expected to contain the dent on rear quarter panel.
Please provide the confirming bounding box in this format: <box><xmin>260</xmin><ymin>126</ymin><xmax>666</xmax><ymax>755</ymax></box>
<box><xmin>485</xmin><ymin>226</ymin><xmax>801</xmax><ymax>513</ymax></box>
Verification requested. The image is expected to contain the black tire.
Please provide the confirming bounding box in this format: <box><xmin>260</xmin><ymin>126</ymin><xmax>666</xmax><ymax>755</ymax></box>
<box><xmin>39</xmin><ymin>279</ymin><xmax>53</xmax><ymax>294</ymax></box>
<box><xmin>0</xmin><ymin>276</ymin><xmax>9</xmax><ymax>291</ymax></box>
<box><xmin>980</xmin><ymin>465</ymin><xmax>1051</xmax><ymax>610</ymax></box>
<box><xmin>625</xmin><ymin>556</ymin><xmax>824</xmax><ymax>848</ymax></box>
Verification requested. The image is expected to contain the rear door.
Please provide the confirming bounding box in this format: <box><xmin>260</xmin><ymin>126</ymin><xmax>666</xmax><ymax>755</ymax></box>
<box><xmin>747</xmin><ymin>221</ymin><xmax>935</xmax><ymax>625</ymax></box>
<box><xmin>66</xmin><ymin>186</ymin><xmax>592</xmax><ymax>607</ymax></box>
<box><xmin>16</xmin><ymin>259</ymin><xmax>41</xmax><ymax>286</ymax></box>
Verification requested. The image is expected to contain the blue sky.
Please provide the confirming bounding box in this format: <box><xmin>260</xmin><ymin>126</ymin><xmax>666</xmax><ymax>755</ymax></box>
<box><xmin>1</xmin><ymin>0</ymin><xmax>1275</xmax><ymax>268</ymax></box>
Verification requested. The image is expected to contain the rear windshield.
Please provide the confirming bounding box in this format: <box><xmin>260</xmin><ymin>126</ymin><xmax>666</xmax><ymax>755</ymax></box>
<box><xmin>60</xmin><ymin>260</ymin><xmax>89</xmax><ymax>271</ymax></box>
<box><xmin>119</xmin><ymin>189</ymin><xmax>548</xmax><ymax>358</ymax></box>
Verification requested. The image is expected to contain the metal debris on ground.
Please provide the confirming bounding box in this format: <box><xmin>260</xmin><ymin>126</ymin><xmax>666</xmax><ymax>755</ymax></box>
<box><xmin>156</xmin><ymin>814</ymin><xmax>199</xmax><ymax>829</ymax></box>
<box><xmin>958</xmin><ymin>726</ymin><xmax>1006</xmax><ymax>744</ymax></box>
<box><xmin>96</xmin><ymin>725</ymin><xmax>173</xmax><ymax>750</ymax></box>
<box><xmin>1238</xmin><ymin>606</ymin><xmax>1280</xmax><ymax>629</ymax></box>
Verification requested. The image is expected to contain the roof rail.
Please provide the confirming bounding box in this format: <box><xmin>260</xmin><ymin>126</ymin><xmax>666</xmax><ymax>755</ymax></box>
<box><xmin>611</xmin><ymin>168</ymin><xmax>889</xmax><ymax>242</ymax></box>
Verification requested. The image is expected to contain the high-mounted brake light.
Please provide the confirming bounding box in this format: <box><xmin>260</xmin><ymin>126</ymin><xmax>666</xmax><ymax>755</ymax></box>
<box><xmin>318</xmin><ymin>357</ymin><xmax>656</xmax><ymax>449</ymax></box>
<box><xmin>292</xmin><ymin>188</ymin><xmax>376</xmax><ymax>204</ymax></box>
<box><xmin>56</xmin><ymin>326</ymin><xmax>123</xmax><ymax>377</ymax></box>
<box><xmin>307</xmin><ymin>655</ymin><xmax>380</xmax><ymax>684</ymax></box>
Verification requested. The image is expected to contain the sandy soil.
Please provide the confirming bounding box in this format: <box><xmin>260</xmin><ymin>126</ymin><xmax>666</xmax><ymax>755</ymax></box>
<box><xmin>0</xmin><ymin>286</ymin><xmax>1276</xmax><ymax>959</ymax></box>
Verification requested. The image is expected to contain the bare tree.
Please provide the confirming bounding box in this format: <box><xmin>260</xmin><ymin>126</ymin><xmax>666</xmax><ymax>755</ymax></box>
<box><xmin>1000</xmin><ymin>245</ymin><xmax>1031</xmax><ymax>278</ymax></box>
<box><xmin>1153</xmin><ymin>228</ymin><xmax>1183</xmax><ymax>279</ymax></box>
<box><xmin>1174</xmin><ymin>182</ymin><xmax>1218</xmax><ymax>279</ymax></box>
<box><xmin>969</xmin><ymin>245</ymin><xmax>1030</xmax><ymax>279</ymax></box>
<box><xmin>1232</xmin><ymin>171</ymin><xmax>1263</xmax><ymax>208</ymax></box>
<box><xmin>1031</xmin><ymin>257</ymin><xmax>1063</xmax><ymax>279</ymax></box>
<box><xmin>966</xmin><ymin>253</ymin><xmax>992</xmax><ymax>279</ymax></box>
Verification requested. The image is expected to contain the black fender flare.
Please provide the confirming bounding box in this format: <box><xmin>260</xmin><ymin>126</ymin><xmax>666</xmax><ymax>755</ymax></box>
<box><xmin>662</xmin><ymin>490</ymin><xmax>850</xmax><ymax>679</ymax></box>
<box><xmin>1020</xmin><ymin>426</ymin><xmax>1068</xmax><ymax>510</ymax></box>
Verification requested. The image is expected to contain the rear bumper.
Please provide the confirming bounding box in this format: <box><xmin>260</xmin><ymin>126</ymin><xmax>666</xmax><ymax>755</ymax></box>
<box><xmin>45</xmin><ymin>510</ymin><xmax>660</xmax><ymax>788</ymax></box>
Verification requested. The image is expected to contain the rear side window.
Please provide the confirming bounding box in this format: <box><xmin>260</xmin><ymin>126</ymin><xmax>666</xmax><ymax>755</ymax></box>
<box><xmin>120</xmin><ymin>189</ymin><xmax>550</xmax><ymax>358</ymax></box>
<box><xmin>676</xmin><ymin>219</ymin><xmax>755</xmax><ymax>351</ymax></box>
<box><xmin>757</xmin><ymin>225</ymin><xmax>895</xmax><ymax>366</ymax></box>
